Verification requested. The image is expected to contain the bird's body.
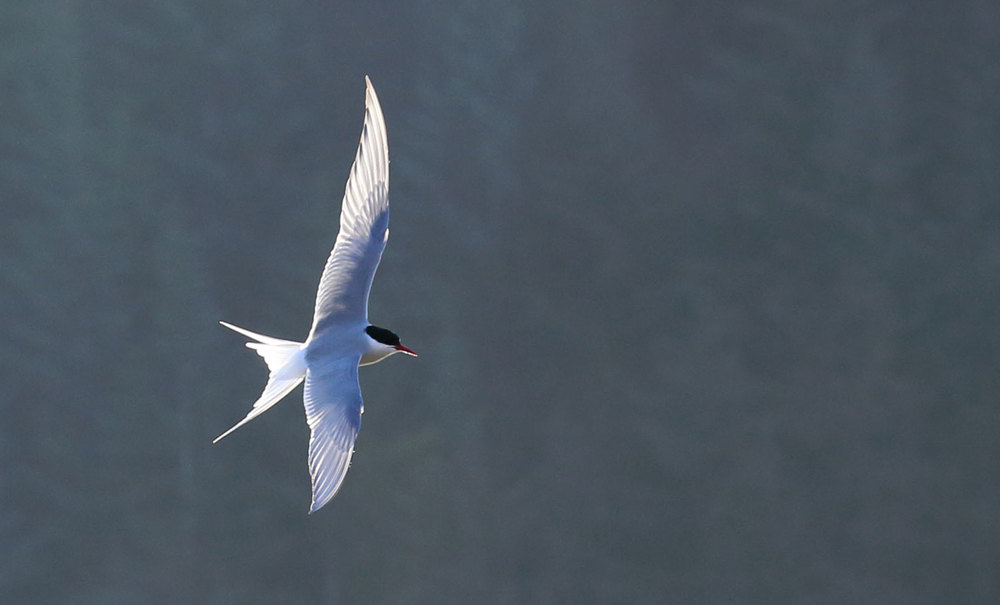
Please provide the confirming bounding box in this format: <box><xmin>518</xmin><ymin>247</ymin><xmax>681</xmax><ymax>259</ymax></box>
<box><xmin>215</xmin><ymin>77</ymin><xmax>416</xmax><ymax>513</ymax></box>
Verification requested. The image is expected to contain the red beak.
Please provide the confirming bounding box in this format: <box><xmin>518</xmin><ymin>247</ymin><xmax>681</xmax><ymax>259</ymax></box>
<box><xmin>395</xmin><ymin>344</ymin><xmax>418</xmax><ymax>357</ymax></box>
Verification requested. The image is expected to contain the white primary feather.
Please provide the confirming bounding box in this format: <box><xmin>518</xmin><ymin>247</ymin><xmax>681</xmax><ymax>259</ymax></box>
<box><xmin>303</xmin><ymin>357</ymin><xmax>364</xmax><ymax>513</ymax></box>
<box><xmin>308</xmin><ymin>76</ymin><xmax>390</xmax><ymax>338</ymax></box>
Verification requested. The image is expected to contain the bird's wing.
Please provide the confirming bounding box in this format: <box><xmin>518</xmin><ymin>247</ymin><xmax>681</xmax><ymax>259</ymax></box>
<box><xmin>303</xmin><ymin>356</ymin><xmax>364</xmax><ymax>512</ymax></box>
<box><xmin>309</xmin><ymin>76</ymin><xmax>390</xmax><ymax>338</ymax></box>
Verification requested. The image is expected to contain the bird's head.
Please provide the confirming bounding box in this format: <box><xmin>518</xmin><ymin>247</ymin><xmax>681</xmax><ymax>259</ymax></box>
<box><xmin>365</xmin><ymin>325</ymin><xmax>418</xmax><ymax>359</ymax></box>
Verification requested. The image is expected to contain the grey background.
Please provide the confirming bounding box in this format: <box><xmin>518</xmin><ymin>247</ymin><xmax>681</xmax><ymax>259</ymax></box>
<box><xmin>2</xmin><ymin>1</ymin><xmax>998</xmax><ymax>603</ymax></box>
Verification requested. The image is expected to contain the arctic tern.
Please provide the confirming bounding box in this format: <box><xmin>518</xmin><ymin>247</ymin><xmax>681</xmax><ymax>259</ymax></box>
<box><xmin>215</xmin><ymin>76</ymin><xmax>416</xmax><ymax>513</ymax></box>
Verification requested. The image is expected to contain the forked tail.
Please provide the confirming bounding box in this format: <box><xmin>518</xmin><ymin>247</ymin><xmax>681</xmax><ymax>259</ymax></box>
<box><xmin>214</xmin><ymin>321</ymin><xmax>307</xmax><ymax>443</ymax></box>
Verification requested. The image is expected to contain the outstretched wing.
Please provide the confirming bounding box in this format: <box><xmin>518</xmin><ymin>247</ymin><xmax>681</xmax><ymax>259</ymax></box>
<box><xmin>309</xmin><ymin>76</ymin><xmax>390</xmax><ymax>338</ymax></box>
<box><xmin>303</xmin><ymin>356</ymin><xmax>364</xmax><ymax>513</ymax></box>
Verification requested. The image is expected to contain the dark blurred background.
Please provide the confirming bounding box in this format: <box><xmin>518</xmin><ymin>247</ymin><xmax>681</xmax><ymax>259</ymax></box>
<box><xmin>2</xmin><ymin>1</ymin><xmax>998</xmax><ymax>603</ymax></box>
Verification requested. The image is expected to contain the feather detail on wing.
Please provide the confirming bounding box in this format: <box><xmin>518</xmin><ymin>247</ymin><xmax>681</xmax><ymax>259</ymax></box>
<box><xmin>309</xmin><ymin>76</ymin><xmax>390</xmax><ymax>338</ymax></box>
<box><xmin>303</xmin><ymin>357</ymin><xmax>364</xmax><ymax>513</ymax></box>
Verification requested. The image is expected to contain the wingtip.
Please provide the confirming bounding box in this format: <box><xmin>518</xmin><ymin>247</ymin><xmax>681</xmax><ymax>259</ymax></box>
<box><xmin>308</xmin><ymin>498</ymin><xmax>326</xmax><ymax>514</ymax></box>
<box><xmin>364</xmin><ymin>75</ymin><xmax>380</xmax><ymax>106</ymax></box>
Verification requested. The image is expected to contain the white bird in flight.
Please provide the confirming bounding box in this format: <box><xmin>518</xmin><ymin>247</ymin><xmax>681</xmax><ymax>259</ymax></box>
<box><xmin>215</xmin><ymin>76</ymin><xmax>417</xmax><ymax>513</ymax></box>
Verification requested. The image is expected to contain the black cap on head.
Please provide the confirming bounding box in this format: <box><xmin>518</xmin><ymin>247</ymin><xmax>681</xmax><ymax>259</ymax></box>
<box><xmin>365</xmin><ymin>325</ymin><xmax>401</xmax><ymax>347</ymax></box>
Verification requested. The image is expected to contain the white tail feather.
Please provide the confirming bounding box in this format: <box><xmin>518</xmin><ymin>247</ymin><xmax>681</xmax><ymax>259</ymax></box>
<box><xmin>215</xmin><ymin>321</ymin><xmax>307</xmax><ymax>443</ymax></box>
<box><xmin>219</xmin><ymin>320</ymin><xmax>300</xmax><ymax>347</ymax></box>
